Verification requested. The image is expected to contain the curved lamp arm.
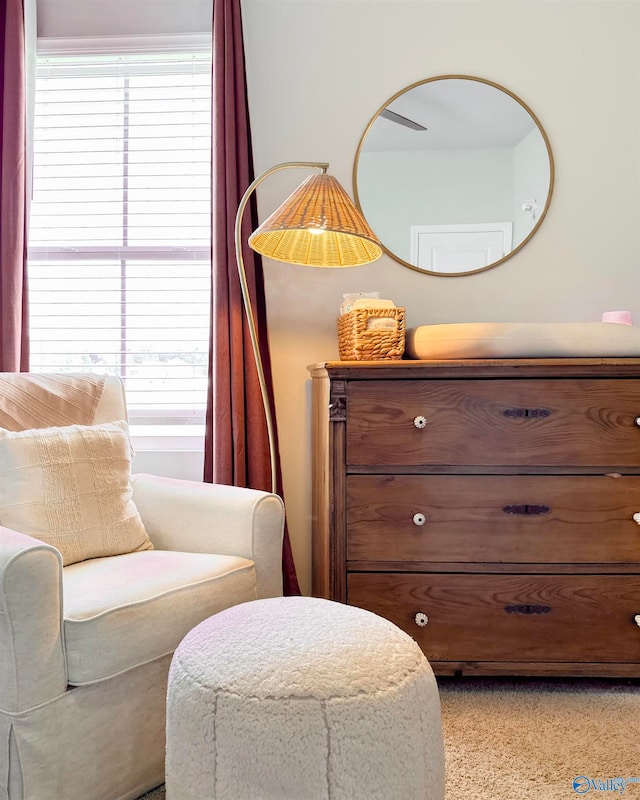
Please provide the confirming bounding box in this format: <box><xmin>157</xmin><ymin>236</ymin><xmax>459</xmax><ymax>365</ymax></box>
<box><xmin>234</xmin><ymin>162</ymin><xmax>329</xmax><ymax>494</ymax></box>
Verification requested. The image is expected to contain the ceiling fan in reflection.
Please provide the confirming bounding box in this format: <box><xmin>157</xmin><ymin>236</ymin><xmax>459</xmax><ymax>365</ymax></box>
<box><xmin>380</xmin><ymin>108</ymin><xmax>427</xmax><ymax>131</ymax></box>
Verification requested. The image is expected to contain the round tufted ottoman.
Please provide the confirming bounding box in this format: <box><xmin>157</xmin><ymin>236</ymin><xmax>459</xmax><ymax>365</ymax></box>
<box><xmin>165</xmin><ymin>596</ymin><xmax>445</xmax><ymax>800</ymax></box>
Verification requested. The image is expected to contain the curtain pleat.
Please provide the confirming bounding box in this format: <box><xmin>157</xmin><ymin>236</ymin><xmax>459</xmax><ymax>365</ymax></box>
<box><xmin>205</xmin><ymin>0</ymin><xmax>300</xmax><ymax>595</ymax></box>
<box><xmin>0</xmin><ymin>0</ymin><xmax>28</xmax><ymax>372</ymax></box>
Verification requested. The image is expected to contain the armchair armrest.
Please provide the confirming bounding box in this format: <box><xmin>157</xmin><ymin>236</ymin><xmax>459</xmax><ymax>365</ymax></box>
<box><xmin>130</xmin><ymin>473</ymin><xmax>285</xmax><ymax>599</ymax></box>
<box><xmin>0</xmin><ymin>527</ymin><xmax>67</xmax><ymax>713</ymax></box>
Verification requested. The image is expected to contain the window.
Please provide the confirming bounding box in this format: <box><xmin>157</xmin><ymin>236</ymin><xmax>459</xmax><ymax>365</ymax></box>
<box><xmin>28</xmin><ymin>45</ymin><xmax>212</xmax><ymax>442</ymax></box>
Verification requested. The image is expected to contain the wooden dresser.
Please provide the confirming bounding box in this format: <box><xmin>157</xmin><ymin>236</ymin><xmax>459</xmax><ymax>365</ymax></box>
<box><xmin>308</xmin><ymin>358</ymin><xmax>640</xmax><ymax>677</ymax></box>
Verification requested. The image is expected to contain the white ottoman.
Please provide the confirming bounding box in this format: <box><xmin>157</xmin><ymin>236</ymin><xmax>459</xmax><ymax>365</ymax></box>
<box><xmin>166</xmin><ymin>596</ymin><xmax>445</xmax><ymax>800</ymax></box>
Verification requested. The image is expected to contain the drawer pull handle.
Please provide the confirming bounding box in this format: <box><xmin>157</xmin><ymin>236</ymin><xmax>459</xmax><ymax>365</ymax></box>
<box><xmin>635</xmin><ymin>417</ymin><xmax>640</xmax><ymax>427</ymax></box>
<box><xmin>503</xmin><ymin>407</ymin><xmax>551</xmax><ymax>419</ymax></box>
<box><xmin>413</xmin><ymin>415</ymin><xmax>427</xmax><ymax>429</ymax></box>
<box><xmin>503</xmin><ymin>504</ymin><xmax>550</xmax><ymax>516</ymax></box>
<box><xmin>412</xmin><ymin>513</ymin><xmax>426</xmax><ymax>526</ymax></box>
<box><xmin>504</xmin><ymin>604</ymin><xmax>552</xmax><ymax>615</ymax></box>
<box><xmin>414</xmin><ymin>612</ymin><xmax>429</xmax><ymax>627</ymax></box>
<box><xmin>635</xmin><ymin>615</ymin><xmax>640</xmax><ymax>627</ymax></box>
<box><xmin>633</xmin><ymin>513</ymin><xmax>640</xmax><ymax>525</ymax></box>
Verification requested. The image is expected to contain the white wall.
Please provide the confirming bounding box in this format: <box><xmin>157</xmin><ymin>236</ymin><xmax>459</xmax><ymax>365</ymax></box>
<box><xmin>359</xmin><ymin>148</ymin><xmax>514</xmax><ymax>262</ymax></box>
<box><xmin>132</xmin><ymin>448</ymin><xmax>204</xmax><ymax>480</ymax></box>
<box><xmin>37</xmin><ymin>0</ymin><xmax>211</xmax><ymax>37</ymax></box>
<box><xmin>512</xmin><ymin>126</ymin><xmax>551</xmax><ymax>245</ymax></box>
<box><xmin>241</xmin><ymin>0</ymin><xmax>640</xmax><ymax>594</ymax></box>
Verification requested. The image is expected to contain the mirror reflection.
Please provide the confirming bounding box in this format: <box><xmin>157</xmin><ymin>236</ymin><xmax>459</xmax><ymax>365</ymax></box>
<box><xmin>353</xmin><ymin>75</ymin><xmax>554</xmax><ymax>276</ymax></box>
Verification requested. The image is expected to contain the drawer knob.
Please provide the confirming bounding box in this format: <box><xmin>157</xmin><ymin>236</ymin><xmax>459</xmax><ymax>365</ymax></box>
<box><xmin>413</xmin><ymin>415</ymin><xmax>427</xmax><ymax>429</ymax></box>
<box><xmin>414</xmin><ymin>612</ymin><xmax>429</xmax><ymax>627</ymax></box>
<box><xmin>413</xmin><ymin>513</ymin><xmax>426</xmax><ymax>526</ymax></box>
<box><xmin>633</xmin><ymin>513</ymin><xmax>640</xmax><ymax>525</ymax></box>
<box><xmin>635</xmin><ymin>614</ymin><xmax>640</xmax><ymax>627</ymax></box>
<box><xmin>504</xmin><ymin>407</ymin><xmax>551</xmax><ymax>419</ymax></box>
<box><xmin>503</xmin><ymin>504</ymin><xmax>550</xmax><ymax>516</ymax></box>
<box><xmin>635</xmin><ymin>417</ymin><xmax>640</xmax><ymax>427</ymax></box>
<box><xmin>505</xmin><ymin>604</ymin><xmax>552</xmax><ymax>615</ymax></box>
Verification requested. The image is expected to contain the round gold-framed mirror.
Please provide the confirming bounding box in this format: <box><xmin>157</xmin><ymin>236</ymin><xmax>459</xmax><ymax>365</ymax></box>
<box><xmin>353</xmin><ymin>75</ymin><xmax>554</xmax><ymax>276</ymax></box>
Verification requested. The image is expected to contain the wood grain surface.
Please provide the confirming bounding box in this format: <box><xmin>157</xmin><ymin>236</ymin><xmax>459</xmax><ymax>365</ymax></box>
<box><xmin>309</xmin><ymin>360</ymin><xmax>640</xmax><ymax>676</ymax></box>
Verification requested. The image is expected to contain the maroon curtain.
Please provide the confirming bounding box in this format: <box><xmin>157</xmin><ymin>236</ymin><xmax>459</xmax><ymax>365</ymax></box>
<box><xmin>205</xmin><ymin>0</ymin><xmax>299</xmax><ymax>595</ymax></box>
<box><xmin>0</xmin><ymin>0</ymin><xmax>28</xmax><ymax>371</ymax></box>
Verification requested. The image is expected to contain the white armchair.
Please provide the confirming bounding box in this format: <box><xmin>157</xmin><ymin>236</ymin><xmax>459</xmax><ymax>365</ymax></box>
<box><xmin>0</xmin><ymin>373</ymin><xmax>284</xmax><ymax>800</ymax></box>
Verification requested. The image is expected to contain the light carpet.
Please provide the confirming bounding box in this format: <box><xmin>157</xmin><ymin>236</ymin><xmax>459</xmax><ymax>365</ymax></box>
<box><xmin>139</xmin><ymin>676</ymin><xmax>640</xmax><ymax>799</ymax></box>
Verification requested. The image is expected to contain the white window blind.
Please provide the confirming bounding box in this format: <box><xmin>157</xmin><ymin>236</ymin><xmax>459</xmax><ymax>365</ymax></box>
<box><xmin>28</xmin><ymin>48</ymin><xmax>212</xmax><ymax>432</ymax></box>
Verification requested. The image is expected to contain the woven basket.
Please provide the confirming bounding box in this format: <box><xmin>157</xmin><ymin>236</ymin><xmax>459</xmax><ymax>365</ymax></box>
<box><xmin>338</xmin><ymin>307</ymin><xmax>406</xmax><ymax>361</ymax></box>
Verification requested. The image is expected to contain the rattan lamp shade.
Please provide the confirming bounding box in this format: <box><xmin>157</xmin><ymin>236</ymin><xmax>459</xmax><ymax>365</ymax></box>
<box><xmin>248</xmin><ymin>173</ymin><xmax>382</xmax><ymax>267</ymax></box>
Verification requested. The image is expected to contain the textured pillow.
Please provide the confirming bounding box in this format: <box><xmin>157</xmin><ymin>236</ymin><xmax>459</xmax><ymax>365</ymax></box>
<box><xmin>0</xmin><ymin>420</ymin><xmax>153</xmax><ymax>566</ymax></box>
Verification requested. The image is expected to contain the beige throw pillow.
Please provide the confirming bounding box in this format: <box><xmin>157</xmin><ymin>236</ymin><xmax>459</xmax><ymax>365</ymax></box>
<box><xmin>0</xmin><ymin>420</ymin><xmax>153</xmax><ymax>566</ymax></box>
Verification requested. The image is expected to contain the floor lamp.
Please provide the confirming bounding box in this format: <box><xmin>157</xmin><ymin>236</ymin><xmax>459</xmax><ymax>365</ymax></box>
<box><xmin>235</xmin><ymin>161</ymin><xmax>383</xmax><ymax>494</ymax></box>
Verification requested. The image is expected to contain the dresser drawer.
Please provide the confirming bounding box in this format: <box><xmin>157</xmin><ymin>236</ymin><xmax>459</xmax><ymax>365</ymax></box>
<box><xmin>347</xmin><ymin>573</ymin><xmax>640</xmax><ymax>663</ymax></box>
<box><xmin>346</xmin><ymin>474</ymin><xmax>640</xmax><ymax>564</ymax></box>
<box><xmin>346</xmin><ymin>379</ymin><xmax>640</xmax><ymax>466</ymax></box>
